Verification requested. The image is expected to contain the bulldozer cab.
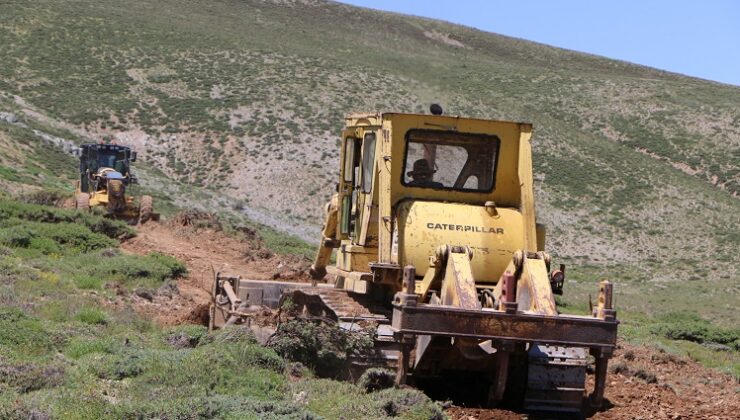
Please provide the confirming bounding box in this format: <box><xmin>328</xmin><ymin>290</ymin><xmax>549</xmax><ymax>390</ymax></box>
<box><xmin>334</xmin><ymin>112</ymin><xmax>541</xmax><ymax>291</ymax></box>
<box><xmin>78</xmin><ymin>144</ymin><xmax>134</xmax><ymax>193</ymax></box>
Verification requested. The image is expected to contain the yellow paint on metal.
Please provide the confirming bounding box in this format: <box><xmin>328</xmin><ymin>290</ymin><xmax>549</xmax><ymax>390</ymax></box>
<box><xmin>329</xmin><ymin>111</ymin><xmax>545</xmax><ymax>294</ymax></box>
<box><xmin>515</xmin><ymin>256</ymin><xmax>557</xmax><ymax>315</ymax></box>
<box><xmin>441</xmin><ymin>251</ymin><xmax>481</xmax><ymax>309</ymax></box>
<box><xmin>397</xmin><ymin>201</ymin><xmax>524</xmax><ymax>283</ymax></box>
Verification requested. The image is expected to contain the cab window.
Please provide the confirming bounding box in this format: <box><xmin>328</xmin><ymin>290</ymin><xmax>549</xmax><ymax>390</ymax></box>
<box><xmin>402</xmin><ymin>130</ymin><xmax>499</xmax><ymax>192</ymax></box>
<box><xmin>360</xmin><ymin>133</ymin><xmax>376</xmax><ymax>193</ymax></box>
<box><xmin>343</xmin><ymin>137</ymin><xmax>360</xmax><ymax>183</ymax></box>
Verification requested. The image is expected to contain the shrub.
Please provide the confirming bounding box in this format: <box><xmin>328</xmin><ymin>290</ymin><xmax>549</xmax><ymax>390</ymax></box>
<box><xmin>19</xmin><ymin>190</ymin><xmax>68</xmax><ymax>207</ymax></box>
<box><xmin>210</xmin><ymin>326</ymin><xmax>258</xmax><ymax>345</ymax></box>
<box><xmin>609</xmin><ymin>360</ymin><xmax>629</xmax><ymax>375</ymax></box>
<box><xmin>0</xmin><ymin>359</ymin><xmax>65</xmax><ymax>393</ymax></box>
<box><xmin>96</xmin><ymin>348</ymin><xmax>149</xmax><ymax>380</ymax></box>
<box><xmin>0</xmin><ymin>199</ymin><xmax>133</xmax><ymax>239</ymax></box>
<box><xmin>0</xmin><ymin>395</ymin><xmax>40</xmax><ymax>420</ymax></box>
<box><xmin>268</xmin><ymin>319</ymin><xmax>373</xmax><ymax>378</ymax></box>
<box><xmin>294</xmin><ymin>378</ymin><xmax>443</xmax><ymax>419</ymax></box>
<box><xmin>75</xmin><ymin>307</ymin><xmax>108</xmax><ymax>325</ymax></box>
<box><xmin>164</xmin><ymin>325</ymin><xmax>209</xmax><ymax>349</ymax></box>
<box><xmin>65</xmin><ymin>337</ymin><xmax>118</xmax><ymax>359</ymax></box>
<box><xmin>650</xmin><ymin>311</ymin><xmax>740</xmax><ymax>349</ymax></box>
<box><xmin>72</xmin><ymin>274</ymin><xmax>104</xmax><ymax>290</ymax></box>
<box><xmin>110</xmin><ymin>252</ymin><xmax>187</xmax><ymax>283</ymax></box>
<box><xmin>358</xmin><ymin>368</ymin><xmax>396</xmax><ymax>393</ymax></box>
<box><xmin>0</xmin><ymin>308</ymin><xmax>53</xmax><ymax>354</ymax></box>
<box><xmin>632</xmin><ymin>368</ymin><xmax>658</xmax><ymax>384</ymax></box>
<box><xmin>111</xmin><ymin>395</ymin><xmax>316</xmax><ymax>420</ymax></box>
<box><xmin>130</xmin><ymin>343</ymin><xmax>286</xmax><ymax>400</ymax></box>
<box><xmin>371</xmin><ymin>387</ymin><xmax>445</xmax><ymax>419</ymax></box>
<box><xmin>76</xmin><ymin>252</ymin><xmax>187</xmax><ymax>289</ymax></box>
<box><xmin>0</xmin><ymin>221</ymin><xmax>116</xmax><ymax>254</ymax></box>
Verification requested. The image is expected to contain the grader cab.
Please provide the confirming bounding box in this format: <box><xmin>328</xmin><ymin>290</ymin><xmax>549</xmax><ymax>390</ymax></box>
<box><xmin>213</xmin><ymin>108</ymin><xmax>618</xmax><ymax>413</ymax></box>
<box><xmin>74</xmin><ymin>143</ymin><xmax>156</xmax><ymax>224</ymax></box>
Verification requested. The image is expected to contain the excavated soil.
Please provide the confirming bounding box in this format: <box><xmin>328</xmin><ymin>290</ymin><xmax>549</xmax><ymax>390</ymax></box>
<box><xmin>449</xmin><ymin>342</ymin><xmax>740</xmax><ymax>419</ymax></box>
<box><xmin>119</xmin><ymin>220</ymin><xmax>739</xmax><ymax>418</ymax></box>
<box><xmin>118</xmin><ymin>219</ymin><xmax>310</xmax><ymax>325</ymax></box>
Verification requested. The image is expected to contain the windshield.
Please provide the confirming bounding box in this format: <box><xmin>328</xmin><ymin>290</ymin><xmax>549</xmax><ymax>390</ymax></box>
<box><xmin>402</xmin><ymin>130</ymin><xmax>499</xmax><ymax>192</ymax></box>
<box><xmin>97</xmin><ymin>150</ymin><xmax>128</xmax><ymax>173</ymax></box>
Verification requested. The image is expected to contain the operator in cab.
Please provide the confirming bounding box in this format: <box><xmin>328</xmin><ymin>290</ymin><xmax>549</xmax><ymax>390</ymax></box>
<box><xmin>407</xmin><ymin>158</ymin><xmax>443</xmax><ymax>188</ymax></box>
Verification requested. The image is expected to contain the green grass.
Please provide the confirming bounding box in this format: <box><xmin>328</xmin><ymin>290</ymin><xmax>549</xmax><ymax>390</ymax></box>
<box><xmin>0</xmin><ymin>199</ymin><xmax>134</xmax><ymax>239</ymax></box>
<box><xmin>650</xmin><ymin>311</ymin><xmax>740</xmax><ymax>349</ymax></box>
<box><xmin>618</xmin><ymin>312</ymin><xmax>740</xmax><ymax>380</ymax></box>
<box><xmin>293</xmin><ymin>379</ymin><xmax>444</xmax><ymax>419</ymax></box>
<box><xmin>75</xmin><ymin>307</ymin><xmax>109</xmax><ymax>325</ymax></box>
<box><xmin>0</xmin><ymin>198</ymin><xmax>441</xmax><ymax>418</ymax></box>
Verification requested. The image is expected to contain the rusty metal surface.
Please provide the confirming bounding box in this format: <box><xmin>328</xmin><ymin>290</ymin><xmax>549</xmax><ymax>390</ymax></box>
<box><xmin>392</xmin><ymin>304</ymin><xmax>617</xmax><ymax>348</ymax></box>
<box><xmin>230</xmin><ymin>279</ymin><xmax>390</xmax><ymax>323</ymax></box>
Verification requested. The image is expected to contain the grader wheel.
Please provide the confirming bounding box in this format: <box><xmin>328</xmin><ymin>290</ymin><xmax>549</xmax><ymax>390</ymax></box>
<box><xmin>75</xmin><ymin>193</ymin><xmax>90</xmax><ymax>211</ymax></box>
<box><xmin>138</xmin><ymin>195</ymin><xmax>153</xmax><ymax>224</ymax></box>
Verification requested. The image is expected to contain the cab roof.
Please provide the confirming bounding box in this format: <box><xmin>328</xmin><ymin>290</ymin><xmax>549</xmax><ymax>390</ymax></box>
<box><xmin>80</xmin><ymin>143</ymin><xmax>131</xmax><ymax>151</ymax></box>
<box><xmin>344</xmin><ymin>111</ymin><xmax>530</xmax><ymax>128</ymax></box>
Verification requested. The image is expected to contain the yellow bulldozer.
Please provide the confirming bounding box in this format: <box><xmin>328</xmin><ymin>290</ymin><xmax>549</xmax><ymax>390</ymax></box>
<box><xmin>73</xmin><ymin>142</ymin><xmax>157</xmax><ymax>224</ymax></box>
<box><xmin>212</xmin><ymin>106</ymin><xmax>618</xmax><ymax>414</ymax></box>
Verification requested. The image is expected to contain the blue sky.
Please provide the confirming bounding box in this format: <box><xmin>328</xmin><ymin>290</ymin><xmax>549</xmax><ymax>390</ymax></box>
<box><xmin>338</xmin><ymin>1</ymin><xmax>740</xmax><ymax>86</ymax></box>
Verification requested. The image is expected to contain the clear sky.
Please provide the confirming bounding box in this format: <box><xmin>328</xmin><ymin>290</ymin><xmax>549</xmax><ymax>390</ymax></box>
<box><xmin>338</xmin><ymin>0</ymin><xmax>740</xmax><ymax>86</ymax></box>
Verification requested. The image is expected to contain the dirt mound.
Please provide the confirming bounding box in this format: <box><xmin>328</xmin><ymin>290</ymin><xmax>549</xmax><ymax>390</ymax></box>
<box><xmin>171</xmin><ymin>209</ymin><xmax>223</xmax><ymax>231</ymax></box>
<box><xmin>588</xmin><ymin>343</ymin><xmax>739</xmax><ymax>418</ymax></box>
<box><xmin>119</xmin><ymin>220</ymin><xmax>311</xmax><ymax>325</ymax></box>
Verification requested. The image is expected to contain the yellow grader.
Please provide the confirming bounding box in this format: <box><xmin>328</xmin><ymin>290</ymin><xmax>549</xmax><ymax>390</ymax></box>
<box><xmin>73</xmin><ymin>142</ymin><xmax>156</xmax><ymax>224</ymax></box>
<box><xmin>212</xmin><ymin>107</ymin><xmax>618</xmax><ymax>413</ymax></box>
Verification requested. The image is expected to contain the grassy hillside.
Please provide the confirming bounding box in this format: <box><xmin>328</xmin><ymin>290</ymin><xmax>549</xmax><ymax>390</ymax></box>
<box><xmin>0</xmin><ymin>0</ymin><xmax>738</xmax><ymax>332</ymax></box>
<box><xmin>0</xmin><ymin>198</ymin><xmax>442</xmax><ymax>418</ymax></box>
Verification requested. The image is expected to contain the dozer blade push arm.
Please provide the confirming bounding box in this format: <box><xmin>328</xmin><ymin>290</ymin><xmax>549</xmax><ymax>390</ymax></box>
<box><xmin>391</xmin><ymin>247</ymin><xmax>618</xmax><ymax>410</ymax></box>
<box><xmin>493</xmin><ymin>250</ymin><xmax>556</xmax><ymax>315</ymax></box>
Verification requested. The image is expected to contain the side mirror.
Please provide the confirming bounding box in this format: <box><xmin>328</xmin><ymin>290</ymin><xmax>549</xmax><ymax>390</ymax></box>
<box><xmin>71</xmin><ymin>147</ymin><xmax>82</xmax><ymax>157</ymax></box>
<box><xmin>130</xmin><ymin>151</ymin><xmax>137</xmax><ymax>162</ymax></box>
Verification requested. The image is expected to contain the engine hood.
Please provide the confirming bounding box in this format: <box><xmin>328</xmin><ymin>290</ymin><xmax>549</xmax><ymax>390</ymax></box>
<box><xmin>395</xmin><ymin>200</ymin><xmax>524</xmax><ymax>284</ymax></box>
